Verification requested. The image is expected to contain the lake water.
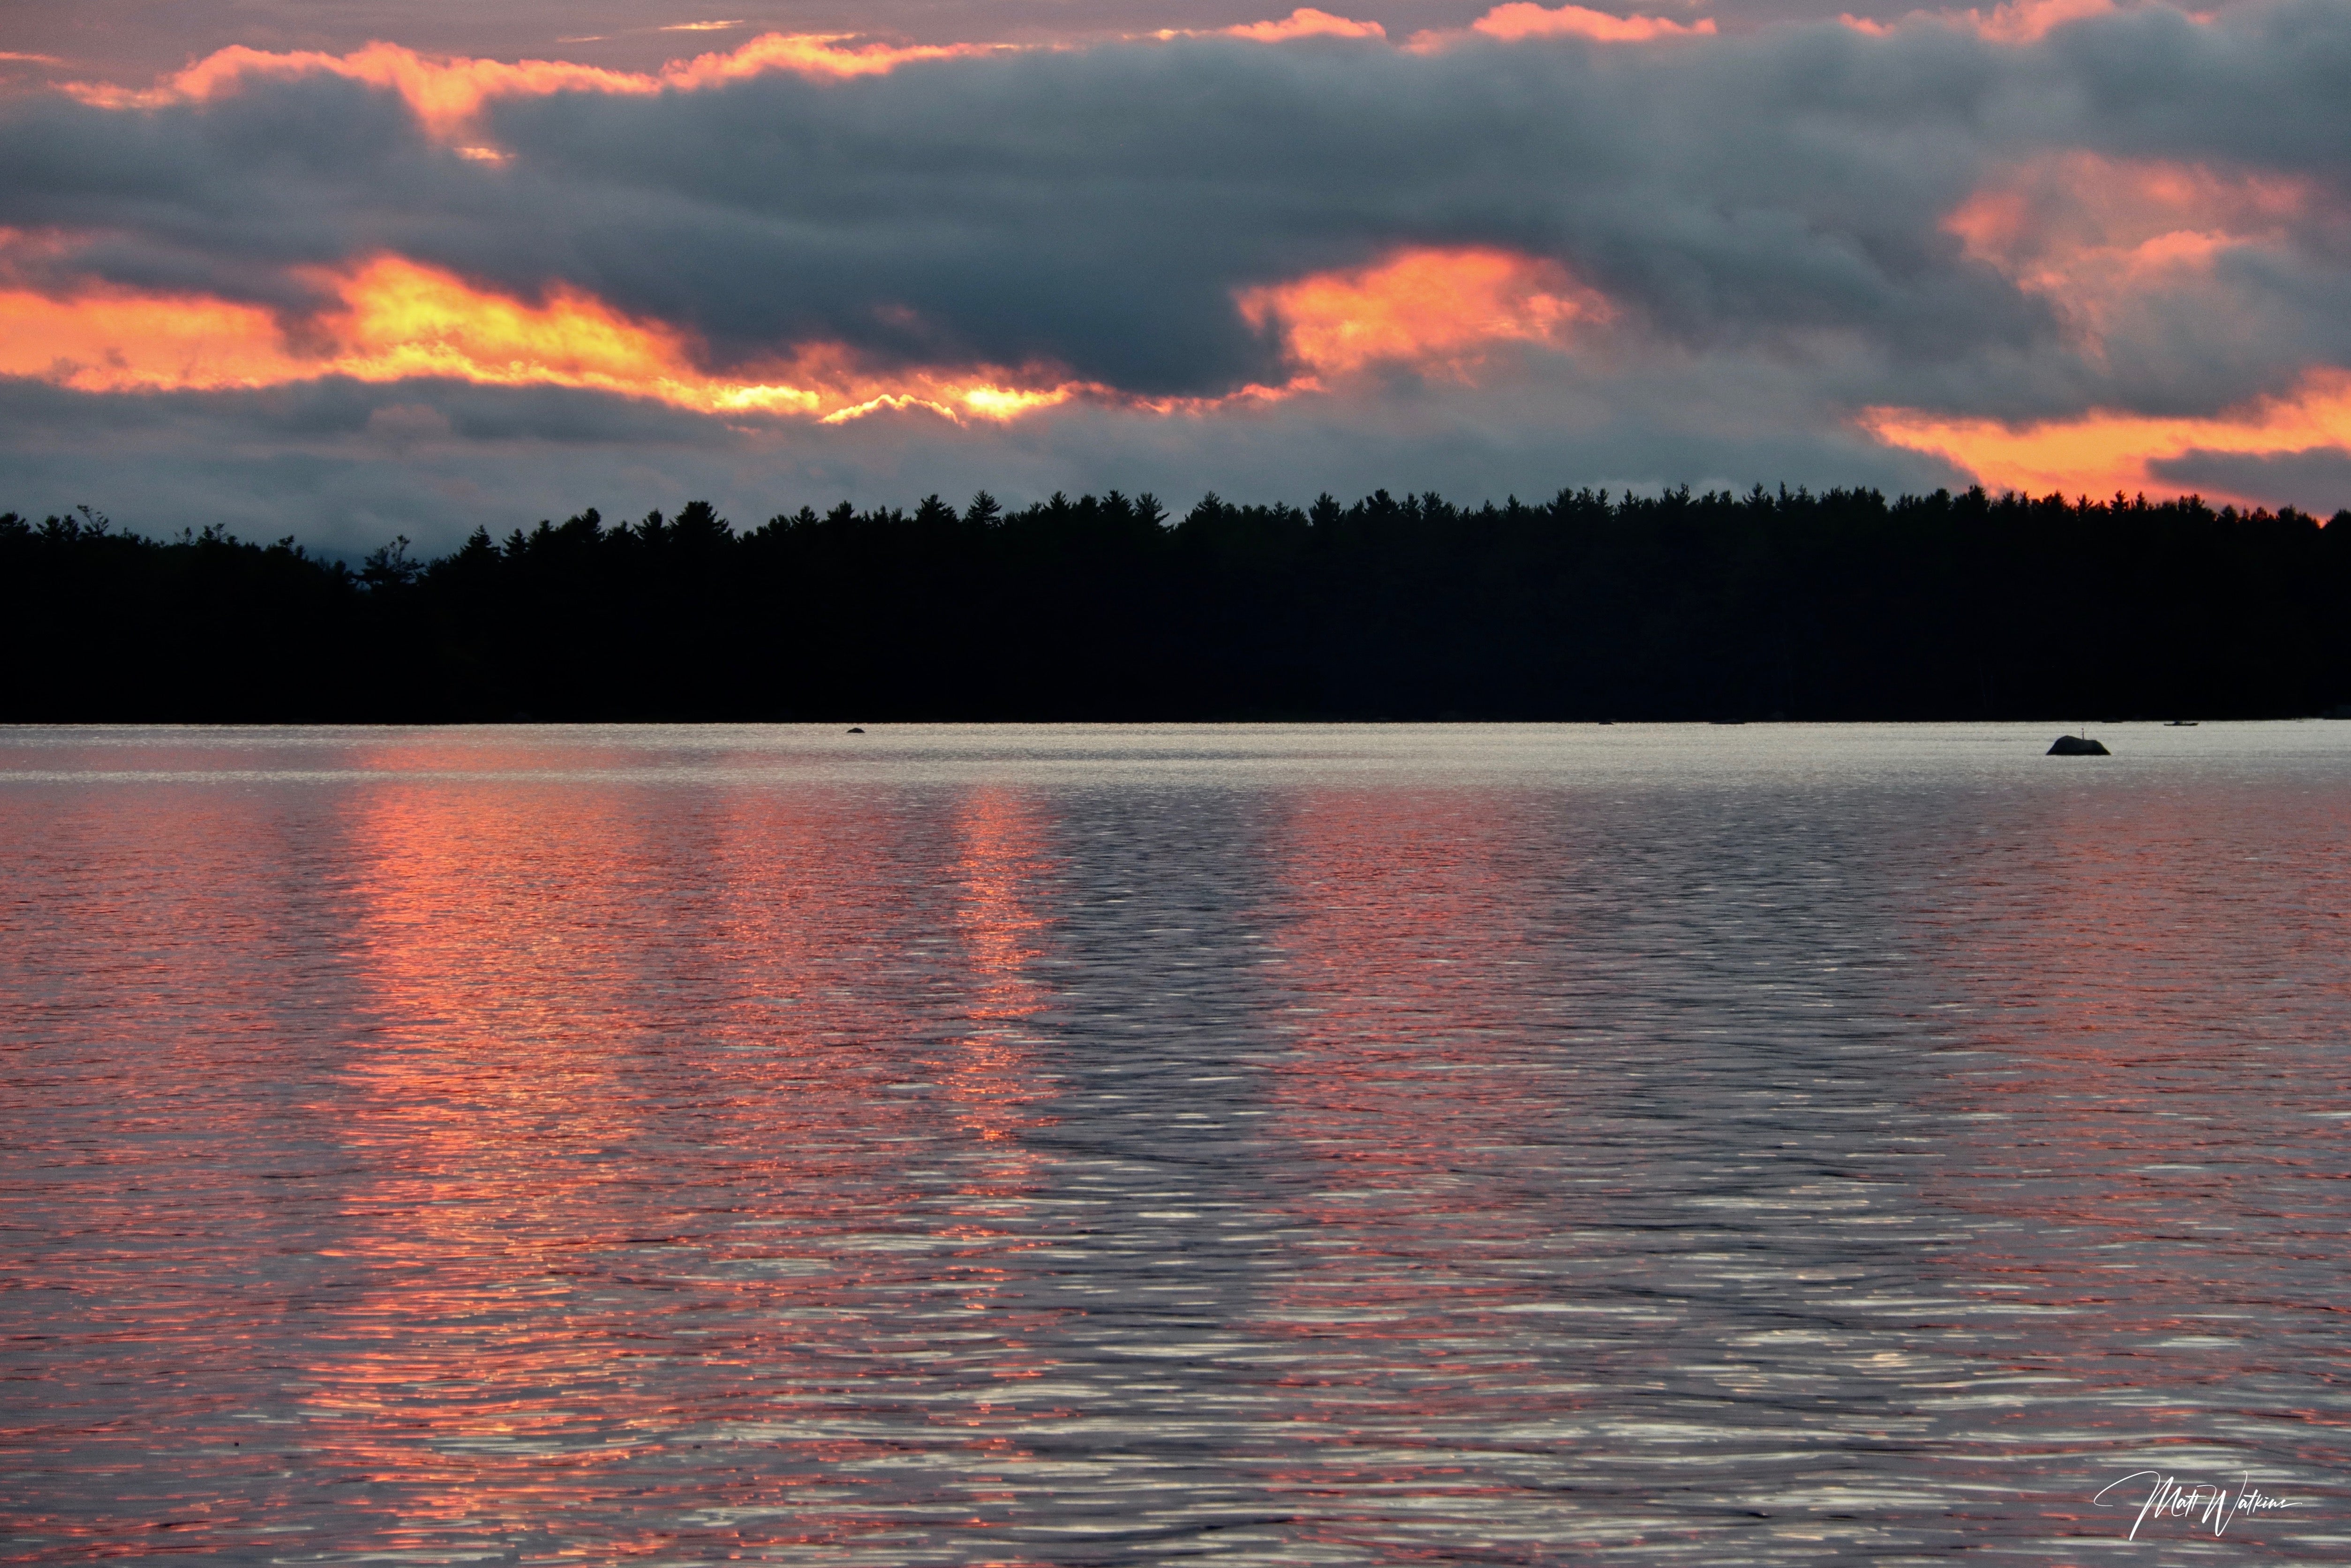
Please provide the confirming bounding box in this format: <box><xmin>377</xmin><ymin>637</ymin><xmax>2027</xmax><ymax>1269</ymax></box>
<box><xmin>5</xmin><ymin>722</ymin><xmax>2349</xmax><ymax>1564</ymax></box>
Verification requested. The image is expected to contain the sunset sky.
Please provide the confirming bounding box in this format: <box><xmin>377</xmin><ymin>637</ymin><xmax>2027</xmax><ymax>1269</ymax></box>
<box><xmin>5</xmin><ymin>0</ymin><xmax>2349</xmax><ymax>553</ymax></box>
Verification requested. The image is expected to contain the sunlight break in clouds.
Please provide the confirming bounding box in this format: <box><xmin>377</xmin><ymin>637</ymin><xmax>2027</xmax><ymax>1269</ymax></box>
<box><xmin>0</xmin><ymin>247</ymin><xmax>1609</xmax><ymax>421</ymax></box>
<box><xmin>1863</xmin><ymin>371</ymin><xmax>2351</xmax><ymax>504</ymax></box>
<box><xmin>1239</xmin><ymin>248</ymin><xmax>1611</xmax><ymax>383</ymax></box>
<box><xmin>0</xmin><ymin>257</ymin><xmax>1081</xmax><ymax>424</ymax></box>
<box><xmin>1852</xmin><ymin>149</ymin><xmax>2351</xmax><ymax>500</ymax></box>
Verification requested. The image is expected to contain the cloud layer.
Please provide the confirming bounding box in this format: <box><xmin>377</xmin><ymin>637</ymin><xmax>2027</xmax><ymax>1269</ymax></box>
<box><xmin>4</xmin><ymin>0</ymin><xmax>2350</xmax><ymax>550</ymax></box>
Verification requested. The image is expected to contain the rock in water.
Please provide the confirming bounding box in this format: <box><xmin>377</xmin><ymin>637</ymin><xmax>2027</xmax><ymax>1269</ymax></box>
<box><xmin>2047</xmin><ymin>735</ymin><xmax>2109</xmax><ymax>755</ymax></box>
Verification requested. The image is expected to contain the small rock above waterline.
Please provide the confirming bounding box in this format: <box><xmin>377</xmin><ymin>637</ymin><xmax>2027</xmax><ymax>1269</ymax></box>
<box><xmin>2048</xmin><ymin>735</ymin><xmax>2110</xmax><ymax>756</ymax></box>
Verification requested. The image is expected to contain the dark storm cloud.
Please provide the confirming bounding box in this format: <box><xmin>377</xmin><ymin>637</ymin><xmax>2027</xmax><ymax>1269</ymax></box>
<box><xmin>2048</xmin><ymin>1</ymin><xmax>2351</xmax><ymax>174</ymax></box>
<box><xmin>0</xmin><ymin>77</ymin><xmax>456</xmax><ymax>311</ymax></box>
<box><xmin>12</xmin><ymin>5</ymin><xmax>2347</xmax><ymax>400</ymax></box>
<box><xmin>481</xmin><ymin>24</ymin><xmax>2051</xmax><ymax>383</ymax></box>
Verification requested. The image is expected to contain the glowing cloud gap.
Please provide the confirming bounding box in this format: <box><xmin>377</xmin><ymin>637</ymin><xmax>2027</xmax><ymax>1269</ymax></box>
<box><xmin>1239</xmin><ymin>247</ymin><xmax>1610</xmax><ymax>383</ymax></box>
<box><xmin>63</xmin><ymin>33</ymin><xmax>1012</xmax><ymax>141</ymax></box>
<box><xmin>0</xmin><ymin>258</ymin><xmax>1080</xmax><ymax>424</ymax></box>
<box><xmin>0</xmin><ymin>288</ymin><xmax>296</xmax><ymax>392</ymax></box>
<box><xmin>1861</xmin><ymin>370</ymin><xmax>2351</xmax><ymax>504</ymax></box>
<box><xmin>0</xmin><ymin>247</ymin><xmax>1615</xmax><ymax>425</ymax></box>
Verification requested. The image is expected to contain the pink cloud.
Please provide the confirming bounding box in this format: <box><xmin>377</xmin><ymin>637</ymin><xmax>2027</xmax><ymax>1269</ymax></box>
<box><xmin>60</xmin><ymin>33</ymin><xmax>1014</xmax><ymax>142</ymax></box>
<box><xmin>1468</xmin><ymin>4</ymin><xmax>1718</xmax><ymax>43</ymax></box>
<box><xmin>1222</xmin><ymin>8</ymin><xmax>1388</xmax><ymax>41</ymax></box>
<box><xmin>1959</xmin><ymin>0</ymin><xmax>2120</xmax><ymax>42</ymax></box>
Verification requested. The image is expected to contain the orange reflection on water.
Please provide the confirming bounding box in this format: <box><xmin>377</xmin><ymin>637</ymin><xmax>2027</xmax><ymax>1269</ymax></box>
<box><xmin>323</xmin><ymin>779</ymin><xmax>666</xmax><ymax>1530</ymax></box>
<box><xmin>309</xmin><ymin>761</ymin><xmax>978</xmax><ymax>1545</ymax></box>
<box><xmin>946</xmin><ymin>789</ymin><xmax>1059</xmax><ymax>1151</ymax></box>
<box><xmin>940</xmin><ymin>790</ymin><xmax>1062</xmax><ymax>1307</ymax></box>
<box><xmin>1241</xmin><ymin>788</ymin><xmax>1575</xmax><ymax>1536</ymax></box>
<box><xmin>1262</xmin><ymin>789</ymin><xmax>1554</xmax><ymax>1312</ymax></box>
<box><xmin>1913</xmin><ymin>780</ymin><xmax>2351</xmax><ymax>1424</ymax></box>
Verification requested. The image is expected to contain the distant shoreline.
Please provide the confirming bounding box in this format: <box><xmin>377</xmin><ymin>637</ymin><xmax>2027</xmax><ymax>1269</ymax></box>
<box><xmin>7</xmin><ymin>486</ymin><xmax>2347</xmax><ymax>724</ymax></box>
<box><xmin>8</xmin><ymin>718</ymin><xmax>2349</xmax><ymax>729</ymax></box>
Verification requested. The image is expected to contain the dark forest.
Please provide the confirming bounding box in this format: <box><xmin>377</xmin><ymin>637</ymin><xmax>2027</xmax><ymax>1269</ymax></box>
<box><xmin>6</xmin><ymin>485</ymin><xmax>2348</xmax><ymax>722</ymax></box>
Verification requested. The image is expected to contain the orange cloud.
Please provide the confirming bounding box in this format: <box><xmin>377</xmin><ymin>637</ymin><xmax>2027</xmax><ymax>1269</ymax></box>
<box><xmin>0</xmin><ymin>257</ymin><xmax>1083</xmax><ymax>425</ymax></box>
<box><xmin>660</xmin><ymin>32</ymin><xmax>1004</xmax><ymax>87</ymax></box>
<box><xmin>1958</xmin><ymin>0</ymin><xmax>2118</xmax><ymax>42</ymax></box>
<box><xmin>1</xmin><ymin>287</ymin><xmax>301</xmax><ymax>391</ymax></box>
<box><xmin>1950</xmin><ymin>153</ymin><xmax>2309</xmax><ymax>273</ymax></box>
<box><xmin>1861</xmin><ymin>368</ymin><xmax>2351</xmax><ymax>504</ymax></box>
<box><xmin>63</xmin><ymin>33</ymin><xmax>1009</xmax><ymax>141</ymax></box>
<box><xmin>1467</xmin><ymin>3</ymin><xmax>1718</xmax><ymax>43</ymax></box>
<box><xmin>1947</xmin><ymin>152</ymin><xmax>2315</xmax><ymax>350</ymax></box>
<box><xmin>1238</xmin><ymin>246</ymin><xmax>1609</xmax><ymax>383</ymax></box>
<box><xmin>0</xmin><ymin>245</ymin><xmax>1614</xmax><ymax>426</ymax></box>
<box><xmin>66</xmin><ymin>44</ymin><xmax>633</xmax><ymax>139</ymax></box>
<box><xmin>1147</xmin><ymin>10</ymin><xmax>1387</xmax><ymax>43</ymax></box>
<box><xmin>1894</xmin><ymin>158</ymin><xmax>2343</xmax><ymax>499</ymax></box>
<box><xmin>1222</xmin><ymin>9</ymin><xmax>1389</xmax><ymax>40</ymax></box>
<box><xmin>1838</xmin><ymin>0</ymin><xmax>2140</xmax><ymax>42</ymax></box>
<box><xmin>1837</xmin><ymin>0</ymin><xmax>2168</xmax><ymax>41</ymax></box>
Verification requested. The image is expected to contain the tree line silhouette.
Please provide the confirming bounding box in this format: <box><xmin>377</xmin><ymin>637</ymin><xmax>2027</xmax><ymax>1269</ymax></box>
<box><xmin>5</xmin><ymin>486</ymin><xmax>2347</xmax><ymax>721</ymax></box>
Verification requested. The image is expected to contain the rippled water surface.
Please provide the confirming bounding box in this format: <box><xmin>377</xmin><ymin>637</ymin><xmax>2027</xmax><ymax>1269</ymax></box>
<box><xmin>5</xmin><ymin>722</ymin><xmax>2350</xmax><ymax>1564</ymax></box>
